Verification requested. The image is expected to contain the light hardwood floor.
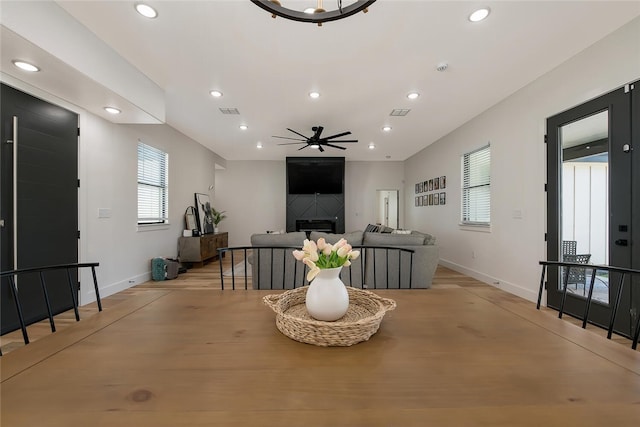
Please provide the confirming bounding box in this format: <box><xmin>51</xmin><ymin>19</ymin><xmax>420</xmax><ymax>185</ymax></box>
<box><xmin>0</xmin><ymin>261</ymin><xmax>633</xmax><ymax>354</ymax></box>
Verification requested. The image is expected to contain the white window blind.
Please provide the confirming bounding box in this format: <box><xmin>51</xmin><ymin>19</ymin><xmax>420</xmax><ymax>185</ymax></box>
<box><xmin>462</xmin><ymin>144</ymin><xmax>491</xmax><ymax>225</ymax></box>
<box><xmin>137</xmin><ymin>141</ymin><xmax>168</xmax><ymax>224</ymax></box>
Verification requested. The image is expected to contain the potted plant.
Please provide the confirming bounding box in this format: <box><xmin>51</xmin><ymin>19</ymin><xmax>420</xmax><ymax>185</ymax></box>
<box><xmin>211</xmin><ymin>207</ymin><xmax>226</xmax><ymax>232</ymax></box>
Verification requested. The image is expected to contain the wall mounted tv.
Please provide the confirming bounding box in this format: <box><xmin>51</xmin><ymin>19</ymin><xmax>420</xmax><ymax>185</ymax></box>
<box><xmin>287</xmin><ymin>157</ymin><xmax>345</xmax><ymax>195</ymax></box>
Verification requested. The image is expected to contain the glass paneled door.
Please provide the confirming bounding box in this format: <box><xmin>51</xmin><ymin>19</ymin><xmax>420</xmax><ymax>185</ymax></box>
<box><xmin>546</xmin><ymin>81</ymin><xmax>638</xmax><ymax>337</ymax></box>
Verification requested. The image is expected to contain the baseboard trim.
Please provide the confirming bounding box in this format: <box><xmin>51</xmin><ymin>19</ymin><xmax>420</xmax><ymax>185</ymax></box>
<box><xmin>80</xmin><ymin>271</ymin><xmax>151</xmax><ymax>306</ymax></box>
<box><xmin>438</xmin><ymin>259</ymin><xmax>539</xmax><ymax>303</ymax></box>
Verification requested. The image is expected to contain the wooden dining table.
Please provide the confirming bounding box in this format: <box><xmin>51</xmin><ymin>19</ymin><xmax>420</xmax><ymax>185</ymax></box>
<box><xmin>1</xmin><ymin>287</ymin><xmax>639</xmax><ymax>426</ymax></box>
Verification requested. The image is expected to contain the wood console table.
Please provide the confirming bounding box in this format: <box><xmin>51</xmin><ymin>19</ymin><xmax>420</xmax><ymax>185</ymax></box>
<box><xmin>178</xmin><ymin>232</ymin><xmax>228</xmax><ymax>266</ymax></box>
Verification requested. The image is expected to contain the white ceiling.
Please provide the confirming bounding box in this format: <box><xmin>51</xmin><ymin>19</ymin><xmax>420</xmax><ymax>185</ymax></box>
<box><xmin>1</xmin><ymin>1</ymin><xmax>639</xmax><ymax>162</ymax></box>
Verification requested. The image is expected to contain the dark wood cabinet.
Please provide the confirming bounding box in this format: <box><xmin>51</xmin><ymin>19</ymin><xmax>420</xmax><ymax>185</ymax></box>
<box><xmin>178</xmin><ymin>232</ymin><xmax>228</xmax><ymax>266</ymax></box>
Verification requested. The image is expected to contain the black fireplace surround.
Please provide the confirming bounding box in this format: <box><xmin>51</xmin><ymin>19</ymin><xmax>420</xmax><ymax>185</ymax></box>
<box><xmin>296</xmin><ymin>218</ymin><xmax>336</xmax><ymax>233</ymax></box>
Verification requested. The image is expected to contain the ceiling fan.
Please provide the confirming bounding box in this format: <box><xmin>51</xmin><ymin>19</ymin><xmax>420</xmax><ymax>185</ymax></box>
<box><xmin>273</xmin><ymin>126</ymin><xmax>358</xmax><ymax>151</ymax></box>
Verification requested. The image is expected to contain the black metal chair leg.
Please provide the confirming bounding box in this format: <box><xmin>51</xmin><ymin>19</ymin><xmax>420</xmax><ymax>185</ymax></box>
<box><xmin>66</xmin><ymin>268</ymin><xmax>80</xmax><ymax>322</ymax></box>
<box><xmin>581</xmin><ymin>268</ymin><xmax>598</xmax><ymax>329</ymax></box>
<box><xmin>8</xmin><ymin>276</ymin><xmax>29</xmax><ymax>345</ymax></box>
<box><xmin>558</xmin><ymin>264</ymin><xmax>571</xmax><ymax>319</ymax></box>
<box><xmin>607</xmin><ymin>273</ymin><xmax>626</xmax><ymax>340</ymax></box>
<box><xmin>536</xmin><ymin>265</ymin><xmax>547</xmax><ymax>310</ymax></box>
<box><xmin>39</xmin><ymin>272</ymin><xmax>56</xmax><ymax>333</ymax></box>
<box><xmin>91</xmin><ymin>266</ymin><xmax>102</xmax><ymax>311</ymax></box>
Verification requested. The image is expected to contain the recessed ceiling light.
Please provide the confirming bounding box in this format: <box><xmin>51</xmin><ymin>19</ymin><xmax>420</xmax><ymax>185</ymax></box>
<box><xmin>382</xmin><ymin>126</ymin><xmax>392</xmax><ymax>132</ymax></box>
<box><xmin>12</xmin><ymin>60</ymin><xmax>39</xmax><ymax>72</ymax></box>
<box><xmin>210</xmin><ymin>90</ymin><xmax>223</xmax><ymax>98</ymax></box>
<box><xmin>257</xmin><ymin>142</ymin><xmax>263</xmax><ymax>149</ymax></box>
<box><xmin>135</xmin><ymin>3</ymin><xmax>158</xmax><ymax>19</ymax></box>
<box><xmin>469</xmin><ymin>7</ymin><xmax>490</xmax><ymax>22</ymax></box>
<box><xmin>368</xmin><ymin>142</ymin><xmax>375</xmax><ymax>150</ymax></box>
<box><xmin>239</xmin><ymin>124</ymin><xmax>248</xmax><ymax>130</ymax></box>
<box><xmin>309</xmin><ymin>91</ymin><xmax>320</xmax><ymax>99</ymax></box>
<box><xmin>304</xmin><ymin>8</ymin><xmax>315</xmax><ymax>14</ymax></box>
<box><xmin>104</xmin><ymin>107</ymin><xmax>121</xmax><ymax>114</ymax></box>
<box><xmin>407</xmin><ymin>92</ymin><xmax>420</xmax><ymax>100</ymax></box>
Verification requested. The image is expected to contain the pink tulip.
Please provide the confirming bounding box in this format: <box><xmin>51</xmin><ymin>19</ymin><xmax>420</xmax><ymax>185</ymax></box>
<box><xmin>316</xmin><ymin>238</ymin><xmax>328</xmax><ymax>250</ymax></box>
<box><xmin>336</xmin><ymin>243</ymin><xmax>352</xmax><ymax>258</ymax></box>
<box><xmin>348</xmin><ymin>250</ymin><xmax>361</xmax><ymax>260</ymax></box>
<box><xmin>334</xmin><ymin>238</ymin><xmax>347</xmax><ymax>249</ymax></box>
<box><xmin>292</xmin><ymin>250</ymin><xmax>306</xmax><ymax>261</ymax></box>
<box><xmin>322</xmin><ymin>243</ymin><xmax>333</xmax><ymax>256</ymax></box>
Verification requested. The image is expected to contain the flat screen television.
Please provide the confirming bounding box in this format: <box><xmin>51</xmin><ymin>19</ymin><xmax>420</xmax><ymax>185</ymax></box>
<box><xmin>287</xmin><ymin>157</ymin><xmax>344</xmax><ymax>194</ymax></box>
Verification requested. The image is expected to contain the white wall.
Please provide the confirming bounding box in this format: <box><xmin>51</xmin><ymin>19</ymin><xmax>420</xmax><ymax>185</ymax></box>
<box><xmin>214</xmin><ymin>161</ymin><xmax>287</xmax><ymax>246</ymax></box>
<box><xmin>404</xmin><ymin>17</ymin><xmax>640</xmax><ymax>302</ymax></box>
<box><xmin>345</xmin><ymin>161</ymin><xmax>405</xmax><ymax>231</ymax></box>
<box><xmin>80</xmin><ymin>119</ymin><xmax>218</xmax><ymax>302</ymax></box>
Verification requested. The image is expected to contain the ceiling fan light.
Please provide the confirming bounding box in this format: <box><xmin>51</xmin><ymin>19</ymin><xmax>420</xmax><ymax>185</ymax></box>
<box><xmin>310</xmin><ymin>144</ymin><xmax>320</xmax><ymax>149</ymax></box>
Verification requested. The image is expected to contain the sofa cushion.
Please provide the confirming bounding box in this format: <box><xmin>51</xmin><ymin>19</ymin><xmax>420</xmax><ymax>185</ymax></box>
<box><xmin>250</xmin><ymin>231</ymin><xmax>307</xmax><ymax>247</ymax></box>
<box><xmin>410</xmin><ymin>231</ymin><xmax>436</xmax><ymax>245</ymax></box>
<box><xmin>363</xmin><ymin>232</ymin><xmax>426</xmax><ymax>247</ymax></box>
<box><xmin>309</xmin><ymin>230</ymin><xmax>364</xmax><ymax>246</ymax></box>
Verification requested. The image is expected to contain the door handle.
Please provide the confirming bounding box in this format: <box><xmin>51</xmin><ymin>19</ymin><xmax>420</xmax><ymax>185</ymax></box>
<box><xmin>615</xmin><ymin>239</ymin><xmax>628</xmax><ymax>246</ymax></box>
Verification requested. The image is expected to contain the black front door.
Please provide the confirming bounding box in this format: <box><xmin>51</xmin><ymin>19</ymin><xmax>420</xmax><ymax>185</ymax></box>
<box><xmin>1</xmin><ymin>83</ymin><xmax>79</xmax><ymax>334</ymax></box>
<box><xmin>546</xmin><ymin>81</ymin><xmax>638</xmax><ymax>337</ymax></box>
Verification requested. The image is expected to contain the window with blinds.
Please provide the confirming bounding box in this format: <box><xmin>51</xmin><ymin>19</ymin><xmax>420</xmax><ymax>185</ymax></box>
<box><xmin>462</xmin><ymin>144</ymin><xmax>491</xmax><ymax>226</ymax></box>
<box><xmin>137</xmin><ymin>141</ymin><xmax>168</xmax><ymax>224</ymax></box>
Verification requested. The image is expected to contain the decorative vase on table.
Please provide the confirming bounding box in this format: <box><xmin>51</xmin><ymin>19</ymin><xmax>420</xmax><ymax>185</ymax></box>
<box><xmin>305</xmin><ymin>267</ymin><xmax>349</xmax><ymax>321</ymax></box>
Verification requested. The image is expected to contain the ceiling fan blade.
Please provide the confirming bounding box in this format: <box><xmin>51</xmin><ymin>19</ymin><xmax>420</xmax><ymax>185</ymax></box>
<box><xmin>297</xmin><ymin>145</ymin><xmax>309</xmax><ymax>151</ymax></box>
<box><xmin>277</xmin><ymin>142</ymin><xmax>307</xmax><ymax>146</ymax></box>
<box><xmin>318</xmin><ymin>145</ymin><xmax>325</xmax><ymax>152</ymax></box>
<box><xmin>322</xmin><ymin>131</ymin><xmax>351</xmax><ymax>140</ymax></box>
<box><xmin>287</xmin><ymin>128</ymin><xmax>310</xmax><ymax>140</ymax></box>
<box><xmin>327</xmin><ymin>139</ymin><xmax>358</xmax><ymax>143</ymax></box>
<box><xmin>272</xmin><ymin>135</ymin><xmax>307</xmax><ymax>141</ymax></box>
<box><xmin>323</xmin><ymin>143</ymin><xmax>347</xmax><ymax>150</ymax></box>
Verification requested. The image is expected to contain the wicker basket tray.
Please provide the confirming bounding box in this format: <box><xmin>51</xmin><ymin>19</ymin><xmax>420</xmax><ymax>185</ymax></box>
<box><xmin>263</xmin><ymin>286</ymin><xmax>396</xmax><ymax>347</ymax></box>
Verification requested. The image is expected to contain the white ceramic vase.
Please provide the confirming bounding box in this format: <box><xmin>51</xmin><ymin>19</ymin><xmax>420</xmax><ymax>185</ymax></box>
<box><xmin>305</xmin><ymin>267</ymin><xmax>349</xmax><ymax>321</ymax></box>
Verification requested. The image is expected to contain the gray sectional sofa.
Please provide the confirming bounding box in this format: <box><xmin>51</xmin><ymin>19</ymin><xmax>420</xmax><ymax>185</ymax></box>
<box><xmin>249</xmin><ymin>229</ymin><xmax>439</xmax><ymax>290</ymax></box>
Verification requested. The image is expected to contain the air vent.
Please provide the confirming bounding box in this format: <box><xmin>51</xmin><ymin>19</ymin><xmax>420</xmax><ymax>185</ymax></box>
<box><xmin>390</xmin><ymin>109</ymin><xmax>410</xmax><ymax>116</ymax></box>
<box><xmin>219</xmin><ymin>108</ymin><xmax>240</xmax><ymax>115</ymax></box>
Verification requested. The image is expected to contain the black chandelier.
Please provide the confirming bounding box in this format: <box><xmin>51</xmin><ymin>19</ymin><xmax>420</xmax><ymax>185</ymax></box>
<box><xmin>250</xmin><ymin>0</ymin><xmax>376</xmax><ymax>27</ymax></box>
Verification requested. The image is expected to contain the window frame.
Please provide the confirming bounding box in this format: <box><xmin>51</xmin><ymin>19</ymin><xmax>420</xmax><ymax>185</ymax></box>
<box><xmin>137</xmin><ymin>140</ymin><xmax>169</xmax><ymax>227</ymax></box>
<box><xmin>460</xmin><ymin>143</ymin><xmax>491</xmax><ymax>229</ymax></box>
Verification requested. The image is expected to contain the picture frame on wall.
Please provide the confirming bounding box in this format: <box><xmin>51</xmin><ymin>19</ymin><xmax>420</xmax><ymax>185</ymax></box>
<box><xmin>440</xmin><ymin>192</ymin><xmax>446</xmax><ymax>205</ymax></box>
<box><xmin>434</xmin><ymin>178</ymin><xmax>439</xmax><ymax>190</ymax></box>
<box><xmin>429</xmin><ymin>179</ymin><xmax>434</xmax><ymax>191</ymax></box>
<box><xmin>423</xmin><ymin>181</ymin><xmax>427</xmax><ymax>191</ymax></box>
<box><xmin>421</xmin><ymin>195</ymin><xmax>426</xmax><ymax>206</ymax></box>
<box><xmin>194</xmin><ymin>192</ymin><xmax>215</xmax><ymax>235</ymax></box>
<box><xmin>440</xmin><ymin>176</ymin><xmax>446</xmax><ymax>189</ymax></box>
<box><xmin>434</xmin><ymin>193</ymin><xmax>440</xmax><ymax>205</ymax></box>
